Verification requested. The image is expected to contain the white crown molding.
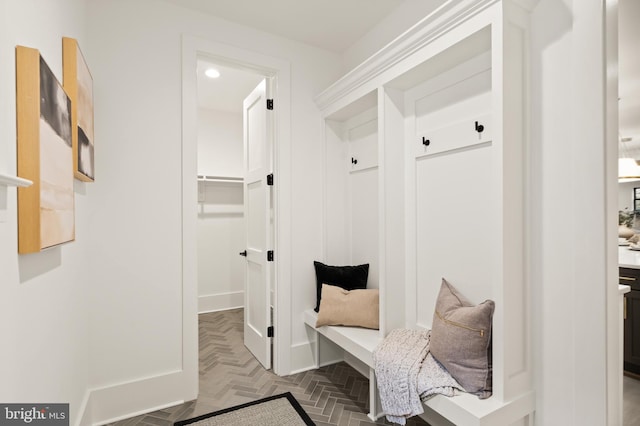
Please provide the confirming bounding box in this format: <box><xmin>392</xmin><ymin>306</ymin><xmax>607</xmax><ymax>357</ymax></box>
<box><xmin>510</xmin><ymin>0</ymin><xmax>540</xmax><ymax>12</ymax></box>
<box><xmin>314</xmin><ymin>0</ymin><xmax>539</xmax><ymax>112</ymax></box>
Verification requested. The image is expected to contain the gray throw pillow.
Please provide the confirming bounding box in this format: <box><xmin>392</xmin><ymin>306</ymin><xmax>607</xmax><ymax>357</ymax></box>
<box><xmin>430</xmin><ymin>278</ymin><xmax>495</xmax><ymax>399</ymax></box>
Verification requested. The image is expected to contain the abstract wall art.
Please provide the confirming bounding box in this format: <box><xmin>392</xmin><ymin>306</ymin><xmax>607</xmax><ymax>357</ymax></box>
<box><xmin>16</xmin><ymin>45</ymin><xmax>75</xmax><ymax>253</ymax></box>
<box><xmin>63</xmin><ymin>37</ymin><xmax>94</xmax><ymax>182</ymax></box>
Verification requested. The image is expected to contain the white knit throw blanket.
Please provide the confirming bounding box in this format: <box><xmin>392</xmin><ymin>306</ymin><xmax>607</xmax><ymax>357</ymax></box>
<box><xmin>373</xmin><ymin>329</ymin><xmax>463</xmax><ymax>425</ymax></box>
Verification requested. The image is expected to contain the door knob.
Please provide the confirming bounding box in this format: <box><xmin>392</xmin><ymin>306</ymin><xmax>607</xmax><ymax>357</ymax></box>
<box><xmin>239</xmin><ymin>250</ymin><xmax>247</xmax><ymax>257</ymax></box>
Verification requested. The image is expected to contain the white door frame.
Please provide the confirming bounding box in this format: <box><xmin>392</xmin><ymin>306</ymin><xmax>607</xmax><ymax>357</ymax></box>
<box><xmin>181</xmin><ymin>36</ymin><xmax>292</xmax><ymax>399</ymax></box>
<box><xmin>605</xmin><ymin>0</ymin><xmax>621</xmax><ymax>423</ymax></box>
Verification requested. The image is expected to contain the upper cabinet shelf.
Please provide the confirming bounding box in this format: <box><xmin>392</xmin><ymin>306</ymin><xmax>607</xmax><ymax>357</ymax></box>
<box><xmin>0</xmin><ymin>173</ymin><xmax>32</xmax><ymax>187</ymax></box>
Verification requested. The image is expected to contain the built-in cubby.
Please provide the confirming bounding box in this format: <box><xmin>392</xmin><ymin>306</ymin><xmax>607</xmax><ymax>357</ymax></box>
<box><xmin>307</xmin><ymin>1</ymin><xmax>534</xmax><ymax>425</ymax></box>
<box><xmin>323</xmin><ymin>90</ymin><xmax>379</xmax><ymax>294</ymax></box>
<box><xmin>398</xmin><ymin>28</ymin><xmax>494</xmax><ymax>336</ymax></box>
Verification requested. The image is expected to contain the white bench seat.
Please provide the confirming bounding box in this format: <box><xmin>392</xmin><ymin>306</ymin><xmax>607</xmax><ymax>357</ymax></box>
<box><xmin>303</xmin><ymin>309</ymin><xmax>534</xmax><ymax>425</ymax></box>
<box><xmin>423</xmin><ymin>391</ymin><xmax>535</xmax><ymax>426</ymax></box>
<box><xmin>302</xmin><ymin>309</ymin><xmax>381</xmax><ymax>367</ymax></box>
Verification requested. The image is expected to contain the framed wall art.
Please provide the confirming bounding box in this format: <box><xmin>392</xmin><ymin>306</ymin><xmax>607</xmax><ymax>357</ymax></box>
<box><xmin>63</xmin><ymin>37</ymin><xmax>94</xmax><ymax>182</ymax></box>
<box><xmin>16</xmin><ymin>45</ymin><xmax>75</xmax><ymax>254</ymax></box>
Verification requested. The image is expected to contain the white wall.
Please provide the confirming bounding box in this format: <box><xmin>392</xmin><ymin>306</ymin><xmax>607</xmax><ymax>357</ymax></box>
<box><xmin>84</xmin><ymin>0</ymin><xmax>343</xmax><ymax>421</ymax></box>
<box><xmin>342</xmin><ymin>0</ymin><xmax>446</xmax><ymax>72</ymax></box>
<box><xmin>530</xmin><ymin>0</ymin><xmax>610</xmax><ymax>424</ymax></box>
<box><xmin>0</xmin><ymin>0</ymin><xmax>90</xmax><ymax>424</ymax></box>
<box><xmin>197</xmin><ymin>108</ymin><xmax>245</xmax><ymax>313</ymax></box>
<box><xmin>197</xmin><ymin>183</ymin><xmax>245</xmax><ymax>312</ymax></box>
<box><xmin>197</xmin><ymin>108</ymin><xmax>243</xmax><ymax>178</ymax></box>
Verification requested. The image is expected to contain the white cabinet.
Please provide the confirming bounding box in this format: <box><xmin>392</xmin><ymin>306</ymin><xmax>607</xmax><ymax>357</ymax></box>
<box><xmin>314</xmin><ymin>1</ymin><xmax>535</xmax><ymax>424</ymax></box>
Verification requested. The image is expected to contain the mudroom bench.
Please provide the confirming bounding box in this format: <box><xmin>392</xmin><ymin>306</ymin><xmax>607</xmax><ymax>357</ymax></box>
<box><xmin>303</xmin><ymin>309</ymin><xmax>534</xmax><ymax>426</ymax></box>
<box><xmin>309</xmin><ymin>0</ymin><xmax>537</xmax><ymax>424</ymax></box>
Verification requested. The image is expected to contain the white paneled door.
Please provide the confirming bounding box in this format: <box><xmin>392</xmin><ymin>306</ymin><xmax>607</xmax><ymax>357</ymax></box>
<box><xmin>242</xmin><ymin>79</ymin><xmax>273</xmax><ymax>370</ymax></box>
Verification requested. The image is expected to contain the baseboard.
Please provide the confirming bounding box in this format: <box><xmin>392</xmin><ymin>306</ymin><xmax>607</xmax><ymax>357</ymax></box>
<box><xmin>76</xmin><ymin>389</ymin><xmax>92</xmax><ymax>426</ymax></box>
<box><xmin>288</xmin><ymin>338</ymin><xmax>346</xmax><ymax>375</ymax></box>
<box><xmin>84</xmin><ymin>370</ymin><xmax>188</xmax><ymax>425</ymax></box>
<box><xmin>198</xmin><ymin>291</ymin><xmax>243</xmax><ymax>313</ymax></box>
<box><xmin>289</xmin><ymin>341</ymin><xmax>320</xmax><ymax>374</ymax></box>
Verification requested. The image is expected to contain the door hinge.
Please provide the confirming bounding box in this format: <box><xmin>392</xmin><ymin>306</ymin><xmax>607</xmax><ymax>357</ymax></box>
<box><xmin>267</xmin><ymin>173</ymin><xmax>274</xmax><ymax>186</ymax></box>
<box><xmin>267</xmin><ymin>326</ymin><xmax>274</xmax><ymax>338</ymax></box>
<box><xmin>267</xmin><ymin>250</ymin><xmax>274</xmax><ymax>262</ymax></box>
<box><xmin>266</xmin><ymin>99</ymin><xmax>274</xmax><ymax>110</ymax></box>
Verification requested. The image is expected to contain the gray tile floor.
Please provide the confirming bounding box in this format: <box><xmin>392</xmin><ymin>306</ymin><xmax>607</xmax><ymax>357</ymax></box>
<box><xmin>109</xmin><ymin>309</ymin><xmax>429</xmax><ymax>426</ymax></box>
<box><xmin>625</xmin><ymin>375</ymin><xmax>640</xmax><ymax>425</ymax></box>
<box><xmin>109</xmin><ymin>309</ymin><xmax>640</xmax><ymax>425</ymax></box>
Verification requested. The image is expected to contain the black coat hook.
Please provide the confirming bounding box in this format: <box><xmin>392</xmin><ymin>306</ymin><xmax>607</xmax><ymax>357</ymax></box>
<box><xmin>475</xmin><ymin>121</ymin><xmax>484</xmax><ymax>133</ymax></box>
<box><xmin>422</xmin><ymin>137</ymin><xmax>430</xmax><ymax>146</ymax></box>
<box><xmin>351</xmin><ymin>157</ymin><xmax>358</xmax><ymax>165</ymax></box>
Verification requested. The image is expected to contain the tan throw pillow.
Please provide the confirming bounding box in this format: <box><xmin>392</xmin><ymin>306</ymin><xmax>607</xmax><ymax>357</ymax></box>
<box><xmin>316</xmin><ymin>284</ymin><xmax>379</xmax><ymax>330</ymax></box>
<box><xmin>430</xmin><ymin>278</ymin><xmax>495</xmax><ymax>399</ymax></box>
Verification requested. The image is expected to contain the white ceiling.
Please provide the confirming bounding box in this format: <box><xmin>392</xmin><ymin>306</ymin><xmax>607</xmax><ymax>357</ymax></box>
<box><xmin>197</xmin><ymin>59</ymin><xmax>264</xmax><ymax>113</ymax></box>
<box><xmin>187</xmin><ymin>0</ymin><xmax>409</xmax><ymax>112</ymax></box>
<box><xmin>163</xmin><ymin>0</ymin><xmax>405</xmax><ymax>53</ymax></box>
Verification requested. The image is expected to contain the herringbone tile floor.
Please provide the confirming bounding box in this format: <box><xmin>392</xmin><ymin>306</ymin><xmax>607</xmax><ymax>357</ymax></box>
<box><xmin>109</xmin><ymin>309</ymin><xmax>430</xmax><ymax>426</ymax></box>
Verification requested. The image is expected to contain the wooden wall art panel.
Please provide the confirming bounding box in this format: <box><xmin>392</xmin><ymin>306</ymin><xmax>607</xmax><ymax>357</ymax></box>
<box><xmin>63</xmin><ymin>37</ymin><xmax>95</xmax><ymax>182</ymax></box>
<box><xmin>16</xmin><ymin>45</ymin><xmax>75</xmax><ymax>254</ymax></box>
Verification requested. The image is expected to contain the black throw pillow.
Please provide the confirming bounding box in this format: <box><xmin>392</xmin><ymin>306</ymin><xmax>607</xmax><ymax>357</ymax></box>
<box><xmin>313</xmin><ymin>261</ymin><xmax>369</xmax><ymax>312</ymax></box>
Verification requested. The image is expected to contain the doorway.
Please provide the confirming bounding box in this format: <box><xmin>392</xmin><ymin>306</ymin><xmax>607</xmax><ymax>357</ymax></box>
<box><xmin>194</xmin><ymin>59</ymin><xmax>263</xmax><ymax>314</ymax></box>
<box><xmin>195</xmin><ymin>57</ymin><xmax>274</xmax><ymax>370</ymax></box>
<box><xmin>181</xmin><ymin>37</ymin><xmax>292</xmax><ymax>396</ymax></box>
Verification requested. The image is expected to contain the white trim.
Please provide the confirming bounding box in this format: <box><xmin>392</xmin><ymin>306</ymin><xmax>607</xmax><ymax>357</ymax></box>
<box><xmin>181</xmin><ymin>35</ymin><xmax>292</xmax><ymax>377</ymax></box>
<box><xmin>93</xmin><ymin>400</ymin><xmax>183</xmax><ymax>426</ymax></box>
<box><xmin>198</xmin><ymin>291</ymin><xmax>244</xmax><ymax>313</ymax></box>
<box><xmin>605</xmin><ymin>0</ymin><xmax>622</xmax><ymax>424</ymax></box>
<box><xmin>75</xmin><ymin>389</ymin><xmax>91</xmax><ymax>426</ymax></box>
<box><xmin>85</xmin><ymin>371</ymin><xmax>184</xmax><ymax>425</ymax></box>
<box><xmin>288</xmin><ymin>341</ymin><xmax>320</xmax><ymax>374</ymax></box>
<box><xmin>315</xmin><ymin>0</ymin><xmax>523</xmax><ymax>112</ymax></box>
<box><xmin>181</xmin><ymin>35</ymin><xmax>200</xmax><ymax>403</ymax></box>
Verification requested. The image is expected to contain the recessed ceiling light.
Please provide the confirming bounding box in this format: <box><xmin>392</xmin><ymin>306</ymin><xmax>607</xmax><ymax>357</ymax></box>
<box><xmin>205</xmin><ymin>68</ymin><xmax>220</xmax><ymax>79</ymax></box>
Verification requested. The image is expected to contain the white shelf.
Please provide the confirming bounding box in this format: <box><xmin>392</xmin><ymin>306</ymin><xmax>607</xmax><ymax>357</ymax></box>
<box><xmin>0</xmin><ymin>174</ymin><xmax>32</xmax><ymax>187</ymax></box>
<box><xmin>197</xmin><ymin>175</ymin><xmax>243</xmax><ymax>183</ymax></box>
<box><xmin>423</xmin><ymin>390</ymin><xmax>535</xmax><ymax>426</ymax></box>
